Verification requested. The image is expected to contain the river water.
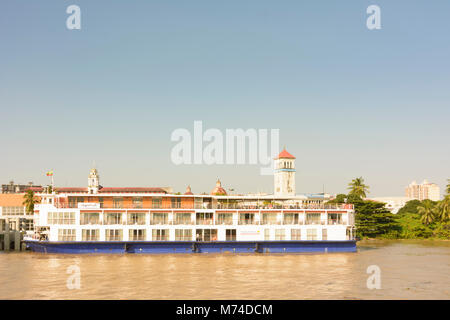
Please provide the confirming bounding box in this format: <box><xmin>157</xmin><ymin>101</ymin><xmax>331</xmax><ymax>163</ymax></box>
<box><xmin>0</xmin><ymin>240</ymin><xmax>448</xmax><ymax>299</ymax></box>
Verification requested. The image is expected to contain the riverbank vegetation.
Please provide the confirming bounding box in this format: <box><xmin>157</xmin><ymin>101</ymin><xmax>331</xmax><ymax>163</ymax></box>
<box><xmin>328</xmin><ymin>178</ymin><xmax>450</xmax><ymax>240</ymax></box>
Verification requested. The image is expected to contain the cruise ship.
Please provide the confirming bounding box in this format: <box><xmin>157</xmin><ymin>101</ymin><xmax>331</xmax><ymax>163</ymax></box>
<box><xmin>24</xmin><ymin>149</ymin><xmax>356</xmax><ymax>254</ymax></box>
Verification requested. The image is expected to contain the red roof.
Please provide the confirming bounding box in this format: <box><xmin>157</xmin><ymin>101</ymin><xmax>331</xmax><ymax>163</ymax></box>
<box><xmin>276</xmin><ymin>148</ymin><xmax>296</xmax><ymax>159</ymax></box>
<box><xmin>26</xmin><ymin>187</ymin><xmax>167</xmax><ymax>194</ymax></box>
<box><xmin>57</xmin><ymin>187</ymin><xmax>88</xmax><ymax>193</ymax></box>
<box><xmin>98</xmin><ymin>187</ymin><xmax>167</xmax><ymax>194</ymax></box>
<box><xmin>25</xmin><ymin>187</ymin><xmax>44</xmax><ymax>192</ymax></box>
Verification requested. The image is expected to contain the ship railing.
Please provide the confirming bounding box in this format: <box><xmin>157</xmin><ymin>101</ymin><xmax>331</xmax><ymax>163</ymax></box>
<box><xmin>129</xmin><ymin>236</ymin><xmax>146</xmax><ymax>241</ymax></box>
<box><xmin>82</xmin><ymin>237</ymin><xmax>100</xmax><ymax>241</ymax></box>
<box><xmin>105</xmin><ymin>236</ymin><xmax>123</xmax><ymax>241</ymax></box>
<box><xmin>173</xmin><ymin>221</ymin><xmax>194</xmax><ymax>225</ymax></box>
<box><xmin>53</xmin><ymin>202</ymin><xmax>354</xmax><ymax>210</ymax></box>
<box><xmin>196</xmin><ymin>220</ymin><xmax>214</xmax><ymax>225</ymax></box>
<box><xmin>238</xmin><ymin>220</ymin><xmax>258</xmax><ymax>225</ymax></box>
<box><xmin>260</xmin><ymin>221</ymin><xmax>282</xmax><ymax>225</ymax></box>
<box><xmin>304</xmin><ymin>220</ymin><xmax>323</xmax><ymax>225</ymax></box>
<box><xmin>150</xmin><ymin>220</ymin><xmax>169</xmax><ymax>225</ymax></box>
<box><xmin>175</xmin><ymin>237</ymin><xmax>193</xmax><ymax>241</ymax></box>
<box><xmin>282</xmin><ymin>220</ymin><xmax>304</xmax><ymax>225</ymax></box>
<box><xmin>327</xmin><ymin>219</ymin><xmax>345</xmax><ymax>225</ymax></box>
<box><xmin>126</xmin><ymin>221</ymin><xmax>146</xmax><ymax>225</ymax></box>
<box><xmin>152</xmin><ymin>237</ymin><xmax>169</xmax><ymax>241</ymax></box>
<box><xmin>215</xmin><ymin>220</ymin><xmax>234</xmax><ymax>225</ymax></box>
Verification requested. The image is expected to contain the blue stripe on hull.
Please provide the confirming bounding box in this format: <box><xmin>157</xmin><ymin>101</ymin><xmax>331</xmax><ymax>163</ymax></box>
<box><xmin>25</xmin><ymin>240</ymin><xmax>357</xmax><ymax>254</ymax></box>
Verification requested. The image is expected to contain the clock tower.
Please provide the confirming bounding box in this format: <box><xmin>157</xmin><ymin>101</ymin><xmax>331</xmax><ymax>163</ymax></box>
<box><xmin>274</xmin><ymin>148</ymin><xmax>296</xmax><ymax>196</ymax></box>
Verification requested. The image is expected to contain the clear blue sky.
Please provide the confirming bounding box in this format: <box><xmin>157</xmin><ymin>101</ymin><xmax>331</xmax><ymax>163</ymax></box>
<box><xmin>1</xmin><ymin>1</ymin><xmax>449</xmax><ymax>197</ymax></box>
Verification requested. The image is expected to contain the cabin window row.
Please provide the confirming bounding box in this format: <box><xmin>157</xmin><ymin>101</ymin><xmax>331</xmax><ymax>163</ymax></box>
<box><xmin>56</xmin><ymin>228</ymin><xmax>329</xmax><ymax>241</ymax></box>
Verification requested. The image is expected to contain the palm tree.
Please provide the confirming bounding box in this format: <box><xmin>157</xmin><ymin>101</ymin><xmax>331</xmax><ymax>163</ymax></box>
<box><xmin>437</xmin><ymin>196</ymin><xmax>450</xmax><ymax>222</ymax></box>
<box><xmin>348</xmin><ymin>177</ymin><xmax>369</xmax><ymax>198</ymax></box>
<box><xmin>446</xmin><ymin>179</ymin><xmax>450</xmax><ymax>195</ymax></box>
<box><xmin>417</xmin><ymin>201</ymin><xmax>436</xmax><ymax>225</ymax></box>
<box><xmin>23</xmin><ymin>190</ymin><xmax>39</xmax><ymax>215</ymax></box>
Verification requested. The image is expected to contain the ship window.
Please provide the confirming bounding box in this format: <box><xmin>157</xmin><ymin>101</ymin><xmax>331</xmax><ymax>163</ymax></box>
<box><xmin>152</xmin><ymin>229</ymin><xmax>168</xmax><ymax>241</ymax></box>
<box><xmin>275</xmin><ymin>229</ymin><xmax>285</xmax><ymax>240</ymax></box>
<box><xmin>174</xmin><ymin>212</ymin><xmax>192</xmax><ymax>225</ymax></box>
<box><xmin>196</xmin><ymin>212</ymin><xmax>213</xmax><ymax>225</ymax></box>
<box><xmin>113</xmin><ymin>197</ymin><xmax>123</xmax><ymax>209</ymax></box>
<box><xmin>195</xmin><ymin>229</ymin><xmax>217</xmax><ymax>241</ymax></box>
<box><xmin>175</xmin><ymin>229</ymin><xmax>192</xmax><ymax>241</ymax></box>
<box><xmin>82</xmin><ymin>229</ymin><xmax>99</xmax><ymax>241</ymax></box>
<box><xmin>133</xmin><ymin>197</ymin><xmax>143</xmax><ymax>209</ymax></box>
<box><xmin>98</xmin><ymin>197</ymin><xmax>104</xmax><ymax>208</ymax></box>
<box><xmin>327</xmin><ymin>213</ymin><xmax>342</xmax><ymax>225</ymax></box>
<box><xmin>226</xmin><ymin>229</ymin><xmax>236</xmax><ymax>241</ymax></box>
<box><xmin>261</xmin><ymin>213</ymin><xmax>278</xmax><ymax>225</ymax></box>
<box><xmin>127</xmin><ymin>212</ymin><xmax>146</xmax><ymax>225</ymax></box>
<box><xmin>151</xmin><ymin>212</ymin><xmax>168</xmax><ymax>225</ymax></box>
<box><xmin>129</xmin><ymin>229</ymin><xmax>146</xmax><ymax>241</ymax></box>
<box><xmin>171</xmin><ymin>197</ymin><xmax>181</xmax><ymax>208</ymax></box>
<box><xmin>104</xmin><ymin>213</ymin><xmax>122</xmax><ymax>225</ymax></box>
<box><xmin>307</xmin><ymin>229</ymin><xmax>317</xmax><ymax>240</ymax></box>
<box><xmin>322</xmin><ymin>228</ymin><xmax>327</xmax><ymax>240</ymax></box>
<box><xmin>284</xmin><ymin>213</ymin><xmax>299</xmax><ymax>224</ymax></box>
<box><xmin>194</xmin><ymin>198</ymin><xmax>203</xmax><ymax>209</ymax></box>
<box><xmin>306</xmin><ymin>213</ymin><xmax>321</xmax><ymax>225</ymax></box>
<box><xmin>152</xmin><ymin>197</ymin><xmax>162</xmax><ymax>209</ymax></box>
<box><xmin>80</xmin><ymin>212</ymin><xmax>100</xmax><ymax>225</ymax></box>
<box><xmin>105</xmin><ymin>229</ymin><xmax>123</xmax><ymax>241</ymax></box>
<box><xmin>264</xmin><ymin>229</ymin><xmax>270</xmax><ymax>240</ymax></box>
<box><xmin>48</xmin><ymin>212</ymin><xmax>75</xmax><ymax>225</ymax></box>
<box><xmin>239</xmin><ymin>213</ymin><xmax>255</xmax><ymax>225</ymax></box>
<box><xmin>58</xmin><ymin>229</ymin><xmax>76</xmax><ymax>241</ymax></box>
<box><xmin>216</xmin><ymin>213</ymin><xmax>233</xmax><ymax>225</ymax></box>
<box><xmin>291</xmin><ymin>229</ymin><xmax>301</xmax><ymax>240</ymax></box>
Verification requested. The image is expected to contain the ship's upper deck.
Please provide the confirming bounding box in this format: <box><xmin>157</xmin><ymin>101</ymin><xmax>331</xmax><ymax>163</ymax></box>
<box><xmin>35</xmin><ymin>192</ymin><xmax>353</xmax><ymax>210</ymax></box>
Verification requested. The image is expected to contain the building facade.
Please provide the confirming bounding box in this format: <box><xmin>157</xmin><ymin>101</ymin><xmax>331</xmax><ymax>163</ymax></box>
<box><xmin>2</xmin><ymin>181</ymin><xmax>41</xmax><ymax>194</ymax></box>
<box><xmin>0</xmin><ymin>194</ymin><xmax>34</xmax><ymax>232</ymax></box>
<box><xmin>405</xmin><ymin>180</ymin><xmax>441</xmax><ymax>201</ymax></box>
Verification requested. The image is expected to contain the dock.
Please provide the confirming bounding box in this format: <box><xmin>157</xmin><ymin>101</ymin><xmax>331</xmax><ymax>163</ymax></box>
<box><xmin>0</xmin><ymin>219</ymin><xmax>24</xmax><ymax>251</ymax></box>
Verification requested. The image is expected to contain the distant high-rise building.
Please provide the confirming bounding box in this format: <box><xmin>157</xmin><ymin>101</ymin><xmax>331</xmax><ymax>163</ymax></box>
<box><xmin>405</xmin><ymin>180</ymin><xmax>440</xmax><ymax>201</ymax></box>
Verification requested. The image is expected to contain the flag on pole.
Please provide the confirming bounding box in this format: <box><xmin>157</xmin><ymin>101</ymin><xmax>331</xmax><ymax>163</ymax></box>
<box><xmin>46</xmin><ymin>170</ymin><xmax>53</xmax><ymax>176</ymax></box>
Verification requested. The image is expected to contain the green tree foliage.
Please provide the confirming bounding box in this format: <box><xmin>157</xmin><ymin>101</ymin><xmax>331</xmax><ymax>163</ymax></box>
<box><xmin>23</xmin><ymin>190</ymin><xmax>39</xmax><ymax>215</ymax></box>
<box><xmin>327</xmin><ymin>178</ymin><xmax>450</xmax><ymax>240</ymax></box>
<box><xmin>351</xmin><ymin>199</ymin><xmax>400</xmax><ymax>238</ymax></box>
<box><xmin>347</xmin><ymin>193</ymin><xmax>362</xmax><ymax>204</ymax></box>
<box><xmin>327</xmin><ymin>194</ymin><xmax>347</xmax><ymax>204</ymax></box>
<box><xmin>417</xmin><ymin>200</ymin><xmax>437</xmax><ymax>225</ymax></box>
<box><xmin>396</xmin><ymin>200</ymin><xmax>421</xmax><ymax>215</ymax></box>
<box><xmin>395</xmin><ymin>212</ymin><xmax>434</xmax><ymax>239</ymax></box>
<box><xmin>396</xmin><ymin>199</ymin><xmax>449</xmax><ymax>239</ymax></box>
<box><xmin>347</xmin><ymin>177</ymin><xmax>369</xmax><ymax>198</ymax></box>
<box><xmin>436</xmin><ymin>196</ymin><xmax>450</xmax><ymax>222</ymax></box>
